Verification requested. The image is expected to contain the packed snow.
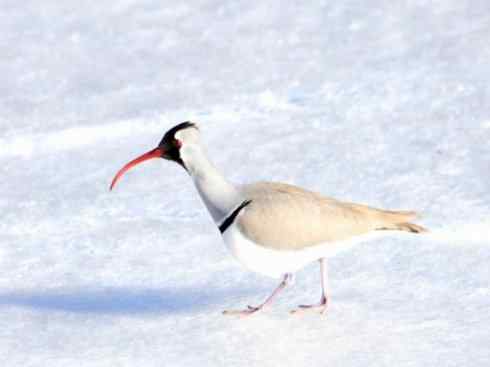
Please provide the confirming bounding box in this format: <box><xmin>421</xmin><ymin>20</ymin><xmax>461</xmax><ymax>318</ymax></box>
<box><xmin>1</xmin><ymin>1</ymin><xmax>489</xmax><ymax>366</ymax></box>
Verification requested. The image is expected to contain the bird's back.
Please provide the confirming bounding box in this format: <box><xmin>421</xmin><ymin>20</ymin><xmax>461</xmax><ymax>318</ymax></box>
<box><xmin>238</xmin><ymin>182</ymin><xmax>425</xmax><ymax>251</ymax></box>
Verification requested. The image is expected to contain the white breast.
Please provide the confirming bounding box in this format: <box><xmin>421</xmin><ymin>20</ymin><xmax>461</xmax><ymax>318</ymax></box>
<box><xmin>222</xmin><ymin>222</ymin><xmax>387</xmax><ymax>279</ymax></box>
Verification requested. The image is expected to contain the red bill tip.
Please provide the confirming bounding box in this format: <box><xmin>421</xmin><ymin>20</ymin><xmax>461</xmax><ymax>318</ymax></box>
<box><xmin>110</xmin><ymin>148</ymin><xmax>163</xmax><ymax>191</ymax></box>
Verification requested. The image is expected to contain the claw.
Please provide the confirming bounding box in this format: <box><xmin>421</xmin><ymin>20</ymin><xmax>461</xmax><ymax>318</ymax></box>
<box><xmin>222</xmin><ymin>307</ymin><xmax>261</xmax><ymax>317</ymax></box>
<box><xmin>290</xmin><ymin>299</ymin><xmax>328</xmax><ymax>315</ymax></box>
<box><xmin>290</xmin><ymin>306</ymin><xmax>327</xmax><ymax>315</ymax></box>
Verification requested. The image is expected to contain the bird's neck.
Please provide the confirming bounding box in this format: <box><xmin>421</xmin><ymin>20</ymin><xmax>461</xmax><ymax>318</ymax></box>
<box><xmin>182</xmin><ymin>145</ymin><xmax>241</xmax><ymax>224</ymax></box>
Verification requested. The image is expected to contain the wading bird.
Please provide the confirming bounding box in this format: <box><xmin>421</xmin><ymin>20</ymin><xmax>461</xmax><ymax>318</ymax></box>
<box><xmin>110</xmin><ymin>122</ymin><xmax>427</xmax><ymax>316</ymax></box>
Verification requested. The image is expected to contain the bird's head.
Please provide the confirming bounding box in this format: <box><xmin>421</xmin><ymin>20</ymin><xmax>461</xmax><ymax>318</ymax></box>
<box><xmin>110</xmin><ymin>121</ymin><xmax>199</xmax><ymax>190</ymax></box>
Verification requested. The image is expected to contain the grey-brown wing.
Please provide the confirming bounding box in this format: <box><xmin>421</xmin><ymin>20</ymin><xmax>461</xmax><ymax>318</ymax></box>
<box><xmin>238</xmin><ymin>182</ymin><xmax>383</xmax><ymax>250</ymax></box>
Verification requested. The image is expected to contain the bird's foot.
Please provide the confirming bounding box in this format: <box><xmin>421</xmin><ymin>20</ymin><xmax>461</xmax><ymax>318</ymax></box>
<box><xmin>222</xmin><ymin>305</ymin><xmax>261</xmax><ymax>317</ymax></box>
<box><xmin>290</xmin><ymin>298</ymin><xmax>328</xmax><ymax>315</ymax></box>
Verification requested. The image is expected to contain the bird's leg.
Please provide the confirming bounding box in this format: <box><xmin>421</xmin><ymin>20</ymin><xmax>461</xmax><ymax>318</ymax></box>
<box><xmin>223</xmin><ymin>273</ymin><xmax>293</xmax><ymax>317</ymax></box>
<box><xmin>291</xmin><ymin>258</ymin><xmax>329</xmax><ymax>315</ymax></box>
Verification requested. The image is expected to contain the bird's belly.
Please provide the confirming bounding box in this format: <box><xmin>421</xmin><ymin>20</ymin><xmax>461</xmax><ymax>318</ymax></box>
<box><xmin>222</xmin><ymin>224</ymin><xmax>343</xmax><ymax>278</ymax></box>
<box><xmin>222</xmin><ymin>224</ymin><xmax>388</xmax><ymax>279</ymax></box>
<box><xmin>221</xmin><ymin>225</ymin><xmax>301</xmax><ymax>278</ymax></box>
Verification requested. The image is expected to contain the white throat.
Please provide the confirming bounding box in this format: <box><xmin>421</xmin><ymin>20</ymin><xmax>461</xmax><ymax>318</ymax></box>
<box><xmin>178</xmin><ymin>133</ymin><xmax>241</xmax><ymax>224</ymax></box>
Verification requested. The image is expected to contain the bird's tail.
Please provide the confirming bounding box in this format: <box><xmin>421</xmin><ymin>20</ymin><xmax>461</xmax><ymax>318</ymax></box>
<box><xmin>381</xmin><ymin>221</ymin><xmax>428</xmax><ymax>233</ymax></box>
<box><xmin>345</xmin><ymin>202</ymin><xmax>428</xmax><ymax>234</ymax></box>
<box><xmin>374</xmin><ymin>209</ymin><xmax>428</xmax><ymax>233</ymax></box>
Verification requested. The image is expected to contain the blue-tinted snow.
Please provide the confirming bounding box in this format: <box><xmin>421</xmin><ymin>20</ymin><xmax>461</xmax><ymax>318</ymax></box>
<box><xmin>1</xmin><ymin>1</ymin><xmax>489</xmax><ymax>366</ymax></box>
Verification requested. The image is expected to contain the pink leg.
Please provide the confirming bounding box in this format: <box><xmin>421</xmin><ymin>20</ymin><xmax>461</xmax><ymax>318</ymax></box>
<box><xmin>223</xmin><ymin>273</ymin><xmax>293</xmax><ymax>317</ymax></box>
<box><xmin>291</xmin><ymin>258</ymin><xmax>329</xmax><ymax>314</ymax></box>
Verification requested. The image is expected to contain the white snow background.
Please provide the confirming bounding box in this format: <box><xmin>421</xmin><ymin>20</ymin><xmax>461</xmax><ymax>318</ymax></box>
<box><xmin>1</xmin><ymin>1</ymin><xmax>489</xmax><ymax>366</ymax></box>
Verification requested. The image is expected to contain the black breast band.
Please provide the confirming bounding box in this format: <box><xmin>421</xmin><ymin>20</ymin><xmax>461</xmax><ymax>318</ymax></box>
<box><xmin>219</xmin><ymin>200</ymin><xmax>252</xmax><ymax>234</ymax></box>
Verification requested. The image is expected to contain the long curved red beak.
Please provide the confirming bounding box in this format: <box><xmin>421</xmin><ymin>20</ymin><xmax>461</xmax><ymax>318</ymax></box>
<box><xmin>110</xmin><ymin>148</ymin><xmax>163</xmax><ymax>191</ymax></box>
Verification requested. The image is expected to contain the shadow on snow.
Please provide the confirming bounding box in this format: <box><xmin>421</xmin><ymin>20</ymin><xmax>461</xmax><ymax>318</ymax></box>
<box><xmin>0</xmin><ymin>286</ymin><xmax>255</xmax><ymax>315</ymax></box>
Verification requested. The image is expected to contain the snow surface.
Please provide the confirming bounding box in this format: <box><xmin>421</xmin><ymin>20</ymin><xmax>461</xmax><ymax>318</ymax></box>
<box><xmin>1</xmin><ymin>1</ymin><xmax>490</xmax><ymax>366</ymax></box>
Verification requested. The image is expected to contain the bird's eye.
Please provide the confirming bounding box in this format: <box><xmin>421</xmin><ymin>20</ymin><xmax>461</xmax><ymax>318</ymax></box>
<box><xmin>175</xmin><ymin>139</ymin><xmax>183</xmax><ymax>148</ymax></box>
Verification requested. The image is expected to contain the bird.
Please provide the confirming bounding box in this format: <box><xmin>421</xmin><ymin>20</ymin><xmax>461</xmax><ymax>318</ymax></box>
<box><xmin>110</xmin><ymin>121</ymin><xmax>427</xmax><ymax>316</ymax></box>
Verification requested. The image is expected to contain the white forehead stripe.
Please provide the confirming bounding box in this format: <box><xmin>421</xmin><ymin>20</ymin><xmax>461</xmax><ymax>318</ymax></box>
<box><xmin>175</xmin><ymin>125</ymin><xmax>200</xmax><ymax>144</ymax></box>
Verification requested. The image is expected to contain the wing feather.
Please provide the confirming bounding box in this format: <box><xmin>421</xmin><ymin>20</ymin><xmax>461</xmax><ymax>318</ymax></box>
<box><xmin>238</xmin><ymin>182</ymin><xmax>419</xmax><ymax>250</ymax></box>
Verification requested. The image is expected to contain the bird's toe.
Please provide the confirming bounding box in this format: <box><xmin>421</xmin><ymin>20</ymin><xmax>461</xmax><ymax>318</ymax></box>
<box><xmin>290</xmin><ymin>303</ymin><xmax>328</xmax><ymax>315</ymax></box>
<box><xmin>222</xmin><ymin>306</ymin><xmax>261</xmax><ymax>317</ymax></box>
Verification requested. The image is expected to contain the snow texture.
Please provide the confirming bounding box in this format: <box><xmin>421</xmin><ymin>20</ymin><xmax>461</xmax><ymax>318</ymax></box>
<box><xmin>1</xmin><ymin>1</ymin><xmax>489</xmax><ymax>366</ymax></box>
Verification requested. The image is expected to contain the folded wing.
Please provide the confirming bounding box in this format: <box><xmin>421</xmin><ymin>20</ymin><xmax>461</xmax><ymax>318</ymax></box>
<box><xmin>238</xmin><ymin>182</ymin><xmax>426</xmax><ymax>251</ymax></box>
